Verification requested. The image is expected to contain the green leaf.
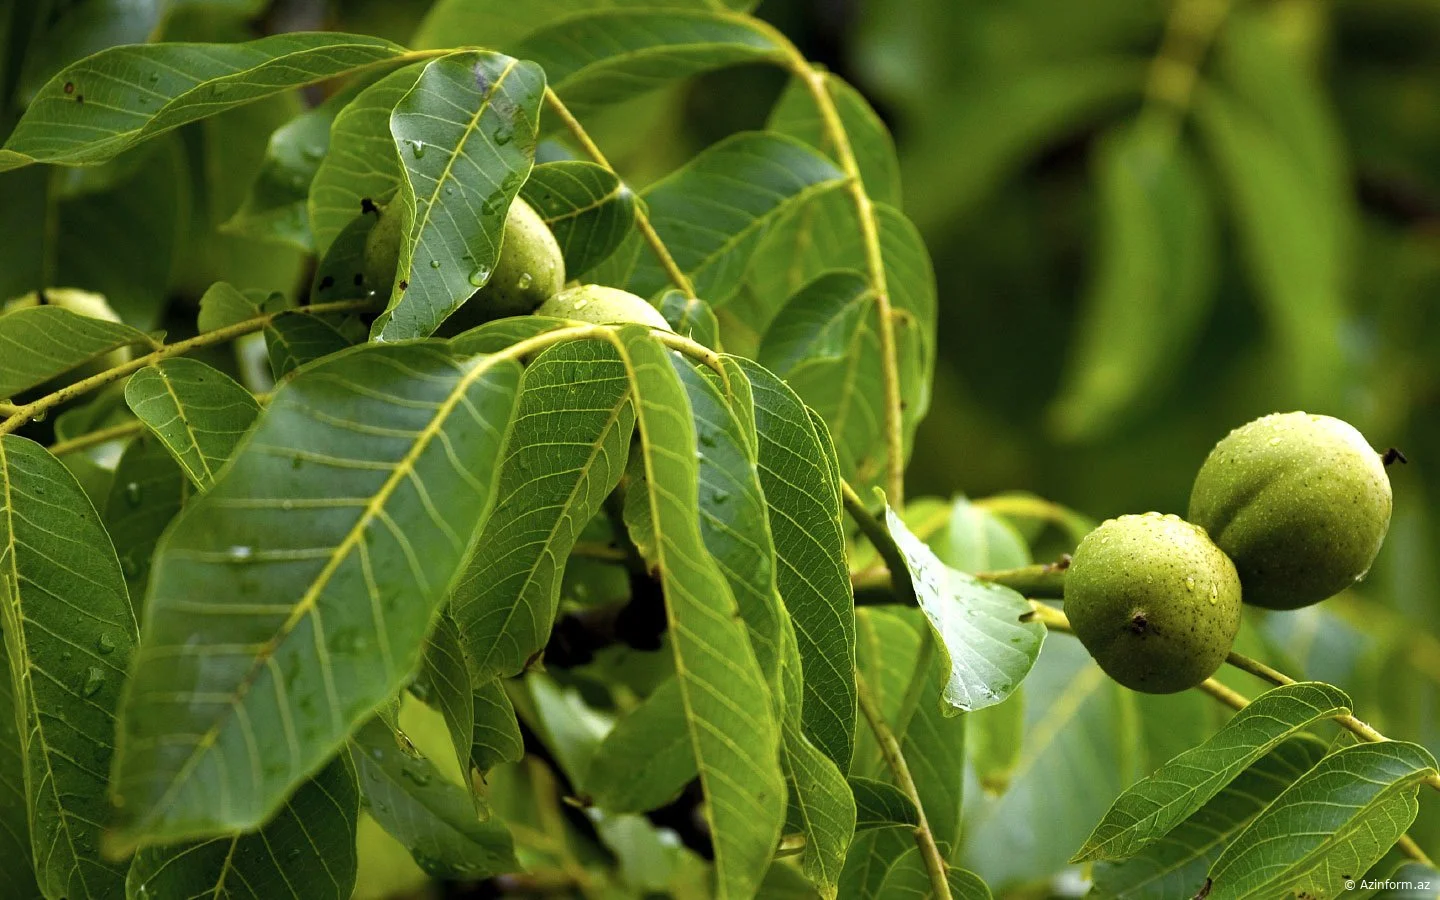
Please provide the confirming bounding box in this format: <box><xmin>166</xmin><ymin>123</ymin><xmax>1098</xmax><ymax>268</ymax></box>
<box><xmin>470</xmin><ymin>678</ymin><xmax>523</xmax><ymax>774</ymax></box>
<box><xmin>960</xmin><ymin>637</ymin><xmax>1142</xmax><ymax>889</ymax></box>
<box><xmin>373</xmin><ymin>51</ymin><xmax>545</xmax><ymax>341</ymax></box>
<box><xmin>351</xmin><ymin>717</ymin><xmax>518</xmax><ymax>880</ymax></box>
<box><xmin>1209</xmin><ymin>741</ymin><xmax>1438</xmax><ymax>900</ymax></box>
<box><xmin>196</xmin><ymin>282</ymin><xmax>276</xmax><ymax>334</ymax></box>
<box><xmin>966</xmin><ymin>688</ymin><xmax>1024</xmax><ymax>797</ymax></box>
<box><xmin>873</xmin><ymin>846</ymin><xmax>993</xmax><ymax>900</ymax></box>
<box><xmin>124</xmin><ymin>358</ymin><xmax>261</xmax><ymax>491</ymax></box>
<box><xmin>627</xmin><ymin>133</ymin><xmax>846</xmax><ymax>305</ymax></box>
<box><xmin>738</xmin><ymin>359</ymin><xmax>856</xmax><ymax>770</ymax></box>
<box><xmin>0</xmin><ymin>33</ymin><xmax>409</xmax><ymax>171</ymax></box>
<box><xmin>611</xmin><ymin>327</ymin><xmax>785</xmax><ymax>899</ymax></box>
<box><xmin>103</xmin><ymin>432</ymin><xmax>188</xmax><ymax>605</ymax></box>
<box><xmin>0</xmin><ymin>625</ymin><xmax>43</xmax><ymax>900</ymax></box>
<box><xmin>519</xmin><ymin>160</ymin><xmax>636</xmax><ymax>278</ymax></box>
<box><xmin>516</xmin><ymin>9</ymin><xmax>784</xmax><ymax>114</ymax></box>
<box><xmin>768</xmin><ymin>71</ymin><xmax>901</xmax><ymax>206</ymax></box>
<box><xmin>110</xmin><ymin>341</ymin><xmax>523</xmax><ymax>847</ymax></box>
<box><xmin>413</xmin><ymin>0</ymin><xmax>715</xmax><ymax>51</ymax></box>
<box><xmin>451</xmin><ymin>339</ymin><xmax>633</xmax><ymax>681</ymax></box>
<box><xmin>849</xmin><ymin>776</ymin><xmax>919</xmax><ymax>831</ymax></box>
<box><xmin>1049</xmin><ymin>125</ymin><xmax>1216</xmax><ymax>442</ymax></box>
<box><xmin>54</xmin><ymin>136</ymin><xmax>191</xmax><ymax>329</ymax></box>
<box><xmin>929</xmin><ymin>496</ymin><xmax>1030</xmax><ymax>575</ymax></box>
<box><xmin>898</xmin><ymin>60</ymin><xmax>1143</xmax><ymax>232</ymax></box>
<box><xmin>659</xmin><ymin>290</ymin><xmax>720</xmax><ymax>349</ymax></box>
<box><xmin>223</xmin><ymin>82</ymin><xmax>369</xmax><ymax>252</ymax></box>
<box><xmin>1194</xmin><ymin>87</ymin><xmax>1349</xmax><ymax>406</ymax></box>
<box><xmin>414</xmin><ymin>611</ymin><xmax>474</xmax><ymax>782</ymax></box>
<box><xmin>0</xmin><ymin>305</ymin><xmax>157</xmax><ymax>399</ymax></box>
<box><xmin>0</xmin><ymin>435</ymin><xmax>139</xmax><ymax>900</ymax></box>
<box><xmin>308</xmin><ymin>63</ymin><xmax>427</xmax><ymax>255</ymax></box>
<box><xmin>1089</xmin><ymin>735</ymin><xmax>1329</xmax><ymax>900</ymax></box>
<box><xmin>586</xmin><ymin>677</ymin><xmax>692</xmax><ymax>812</ymax></box>
<box><xmin>883</xmin><ymin>507</ymin><xmax>1044</xmax><ymax>713</ymax></box>
<box><xmin>1073</xmin><ymin>681</ymin><xmax>1353</xmax><ymax>862</ymax></box>
<box><xmin>126</xmin><ymin>752</ymin><xmax>360</xmax><ymax>900</ymax></box>
<box><xmin>265</xmin><ymin>312</ymin><xmax>354</xmax><ymax>380</ymax></box>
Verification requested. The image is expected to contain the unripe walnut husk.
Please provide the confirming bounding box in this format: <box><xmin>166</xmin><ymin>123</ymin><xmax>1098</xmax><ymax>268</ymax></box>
<box><xmin>535</xmin><ymin>284</ymin><xmax>672</xmax><ymax>331</ymax></box>
<box><xmin>441</xmin><ymin>197</ymin><xmax>565</xmax><ymax>333</ymax></box>
<box><xmin>1064</xmin><ymin>512</ymin><xmax>1242</xmax><ymax>694</ymax></box>
<box><xmin>1188</xmin><ymin>412</ymin><xmax>1392</xmax><ymax>610</ymax></box>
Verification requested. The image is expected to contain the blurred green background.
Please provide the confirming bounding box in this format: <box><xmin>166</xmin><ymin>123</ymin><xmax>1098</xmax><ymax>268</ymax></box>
<box><xmin>5</xmin><ymin>0</ymin><xmax>1439</xmax><ymax>892</ymax></box>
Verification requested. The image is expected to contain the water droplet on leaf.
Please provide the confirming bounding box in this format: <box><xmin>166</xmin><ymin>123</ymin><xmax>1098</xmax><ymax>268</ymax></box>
<box><xmin>97</xmin><ymin>633</ymin><xmax>117</xmax><ymax>654</ymax></box>
<box><xmin>227</xmin><ymin>545</ymin><xmax>254</xmax><ymax>562</ymax></box>
<box><xmin>124</xmin><ymin>482</ymin><xmax>142</xmax><ymax>506</ymax></box>
<box><xmin>468</xmin><ymin>266</ymin><xmax>491</xmax><ymax>287</ymax></box>
<box><xmin>82</xmin><ymin>667</ymin><xmax>105</xmax><ymax>697</ymax></box>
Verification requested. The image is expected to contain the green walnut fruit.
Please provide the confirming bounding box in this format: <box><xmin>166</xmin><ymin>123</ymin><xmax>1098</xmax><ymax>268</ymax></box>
<box><xmin>1188</xmin><ymin>411</ymin><xmax>1393</xmax><ymax>610</ymax></box>
<box><xmin>362</xmin><ymin>204</ymin><xmax>404</xmax><ymax>292</ymax></box>
<box><xmin>441</xmin><ymin>198</ymin><xmax>566</xmax><ymax>333</ymax></box>
<box><xmin>1064</xmin><ymin>512</ymin><xmax>1242</xmax><ymax>694</ymax></box>
<box><xmin>535</xmin><ymin>285</ymin><xmax>672</xmax><ymax>331</ymax></box>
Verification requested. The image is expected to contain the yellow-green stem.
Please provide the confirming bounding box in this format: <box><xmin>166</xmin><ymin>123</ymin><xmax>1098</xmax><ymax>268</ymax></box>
<box><xmin>47</xmin><ymin>420</ymin><xmax>145</xmax><ymax>456</ymax></box>
<box><xmin>0</xmin><ymin>299</ymin><xmax>378</xmax><ymax>436</ymax></box>
<box><xmin>857</xmin><ymin>675</ymin><xmax>953</xmax><ymax>900</ymax></box>
<box><xmin>542</xmin><ymin>88</ymin><xmax>696</xmax><ymax>298</ymax></box>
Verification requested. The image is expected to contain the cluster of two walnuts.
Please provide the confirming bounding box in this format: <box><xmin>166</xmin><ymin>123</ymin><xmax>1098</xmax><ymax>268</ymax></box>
<box><xmin>1065</xmin><ymin>413</ymin><xmax>1396</xmax><ymax>694</ymax></box>
<box><xmin>364</xmin><ymin>195</ymin><xmax>673</xmax><ymax>332</ymax></box>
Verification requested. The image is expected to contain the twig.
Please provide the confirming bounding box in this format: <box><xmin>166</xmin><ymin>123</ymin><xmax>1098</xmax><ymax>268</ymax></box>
<box><xmin>46</xmin><ymin>419</ymin><xmax>145</xmax><ymax>456</ymax></box>
<box><xmin>857</xmin><ymin>675</ymin><xmax>953</xmax><ymax>900</ymax></box>
<box><xmin>0</xmin><ymin>299</ymin><xmax>378</xmax><ymax>436</ymax></box>
<box><xmin>543</xmin><ymin>88</ymin><xmax>696</xmax><ymax>298</ymax></box>
<box><xmin>974</xmin><ymin>559</ymin><xmax>1070</xmax><ymax>599</ymax></box>
<box><xmin>1137</xmin><ymin>0</ymin><xmax>1233</xmax><ymax>150</ymax></box>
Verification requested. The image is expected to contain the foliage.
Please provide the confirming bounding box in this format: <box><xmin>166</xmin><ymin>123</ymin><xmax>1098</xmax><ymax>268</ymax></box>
<box><xmin>0</xmin><ymin>1</ymin><xmax>1436</xmax><ymax>899</ymax></box>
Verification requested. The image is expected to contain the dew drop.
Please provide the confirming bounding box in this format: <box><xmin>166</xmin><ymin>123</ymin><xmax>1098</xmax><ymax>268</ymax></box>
<box><xmin>516</xmin><ymin>272</ymin><xmax>533</xmax><ymax>290</ymax></box>
<box><xmin>572</xmin><ymin>298</ymin><xmax>588</xmax><ymax>310</ymax></box>
<box><xmin>711</xmin><ymin>491</ymin><xmax>729</xmax><ymax>505</ymax></box>
<box><xmin>1185</xmin><ymin>576</ymin><xmax>1196</xmax><ymax>592</ymax></box>
<box><xmin>124</xmin><ymin>481</ymin><xmax>143</xmax><ymax>507</ymax></box>
<box><xmin>147</xmin><ymin>72</ymin><xmax>160</xmax><ymax>84</ymax></box>
<box><xmin>429</xmin><ymin>259</ymin><xmax>441</xmax><ymax>269</ymax></box>
<box><xmin>407</xmin><ymin>139</ymin><xmax>426</xmax><ymax>158</ymax></box>
<box><xmin>468</xmin><ymin>266</ymin><xmax>491</xmax><ymax>287</ymax></box>
<box><xmin>1268</xmin><ymin>437</ymin><xmax>1282</xmax><ymax>446</ymax></box>
<box><xmin>97</xmin><ymin>632</ymin><xmax>118</xmax><ymax>655</ymax></box>
<box><xmin>31</xmin><ymin>409</ymin><xmax>47</xmax><ymax>423</ymax></box>
<box><xmin>82</xmin><ymin>667</ymin><xmax>105</xmax><ymax>697</ymax></box>
<box><xmin>492</xmin><ymin>127</ymin><xmax>513</xmax><ymax>146</ymax></box>
<box><xmin>698</xmin><ymin>432</ymin><xmax>718</xmax><ymax>448</ymax></box>
<box><xmin>226</xmin><ymin>545</ymin><xmax>254</xmax><ymax>563</ymax></box>
<box><xmin>401</xmin><ymin>764</ymin><xmax>432</xmax><ymax>787</ymax></box>
<box><xmin>281</xmin><ymin>499</ymin><xmax>295</xmax><ymax>511</ymax></box>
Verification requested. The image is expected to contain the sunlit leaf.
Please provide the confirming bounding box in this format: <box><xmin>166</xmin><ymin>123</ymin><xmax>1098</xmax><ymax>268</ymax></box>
<box><xmin>768</xmin><ymin>71</ymin><xmax>901</xmax><ymax>205</ymax></box>
<box><xmin>451</xmin><ymin>339</ymin><xmax>633</xmax><ymax>681</ymax></box>
<box><xmin>1074</xmin><ymin>682</ymin><xmax>1352</xmax><ymax>862</ymax></box>
<box><xmin>110</xmin><ymin>341</ymin><xmax>522</xmax><ymax>847</ymax></box>
<box><xmin>124</xmin><ymin>358</ymin><xmax>261</xmax><ymax>491</ymax></box>
<box><xmin>373</xmin><ymin>51</ymin><xmax>545</xmax><ymax>341</ymax></box>
<box><xmin>351</xmin><ymin>718</ymin><xmax>518</xmax><ymax>880</ymax></box>
<box><xmin>0</xmin><ymin>33</ymin><xmax>409</xmax><ymax>171</ymax></box>
<box><xmin>0</xmin><ymin>436</ymin><xmax>139</xmax><ymax>900</ymax></box>
<box><xmin>0</xmin><ymin>305</ymin><xmax>157</xmax><ymax>399</ymax></box>
<box><xmin>519</xmin><ymin>160</ymin><xmax>636</xmax><ymax>278</ymax></box>
<box><xmin>883</xmin><ymin>507</ymin><xmax>1044</xmax><ymax>713</ymax></box>
<box><xmin>1089</xmin><ymin>735</ymin><xmax>1328</xmax><ymax>900</ymax></box>
<box><xmin>1208</xmin><ymin>741</ymin><xmax>1437</xmax><ymax>900</ymax></box>
<box><xmin>126</xmin><ymin>753</ymin><xmax>360</xmax><ymax>900</ymax></box>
